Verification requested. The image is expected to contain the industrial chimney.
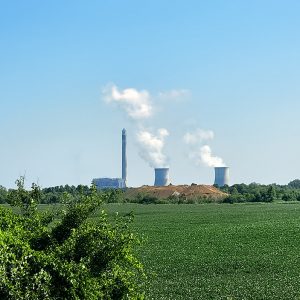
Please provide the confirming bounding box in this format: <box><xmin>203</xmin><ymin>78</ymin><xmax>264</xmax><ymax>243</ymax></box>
<box><xmin>154</xmin><ymin>168</ymin><xmax>170</xmax><ymax>186</ymax></box>
<box><xmin>122</xmin><ymin>128</ymin><xmax>127</xmax><ymax>187</ymax></box>
<box><xmin>214</xmin><ymin>167</ymin><xmax>229</xmax><ymax>187</ymax></box>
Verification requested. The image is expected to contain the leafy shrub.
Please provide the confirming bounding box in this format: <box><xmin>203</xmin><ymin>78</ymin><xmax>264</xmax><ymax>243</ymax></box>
<box><xmin>0</xmin><ymin>177</ymin><xmax>144</xmax><ymax>299</ymax></box>
<box><xmin>223</xmin><ymin>194</ymin><xmax>245</xmax><ymax>204</ymax></box>
<box><xmin>152</xmin><ymin>198</ymin><xmax>169</xmax><ymax>204</ymax></box>
<box><xmin>282</xmin><ymin>191</ymin><xmax>300</xmax><ymax>202</ymax></box>
<box><xmin>140</xmin><ymin>195</ymin><xmax>159</xmax><ymax>204</ymax></box>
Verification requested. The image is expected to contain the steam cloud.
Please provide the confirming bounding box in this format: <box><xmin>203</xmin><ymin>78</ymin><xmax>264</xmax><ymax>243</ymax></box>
<box><xmin>103</xmin><ymin>84</ymin><xmax>225</xmax><ymax>169</ymax></box>
<box><xmin>197</xmin><ymin>145</ymin><xmax>225</xmax><ymax>167</ymax></box>
<box><xmin>103</xmin><ymin>84</ymin><xmax>152</xmax><ymax>120</ymax></box>
<box><xmin>183</xmin><ymin>129</ymin><xmax>214</xmax><ymax>145</ymax></box>
<box><xmin>184</xmin><ymin>129</ymin><xmax>225</xmax><ymax>167</ymax></box>
<box><xmin>158</xmin><ymin>89</ymin><xmax>190</xmax><ymax>100</ymax></box>
<box><xmin>103</xmin><ymin>83</ymin><xmax>171</xmax><ymax>168</ymax></box>
<box><xmin>136</xmin><ymin>128</ymin><xmax>169</xmax><ymax>168</ymax></box>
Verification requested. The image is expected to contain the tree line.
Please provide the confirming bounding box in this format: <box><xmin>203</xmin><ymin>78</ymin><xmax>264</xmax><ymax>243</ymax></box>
<box><xmin>0</xmin><ymin>184</ymin><xmax>122</xmax><ymax>204</ymax></box>
<box><xmin>1</xmin><ymin>179</ymin><xmax>300</xmax><ymax>205</ymax></box>
<box><xmin>219</xmin><ymin>179</ymin><xmax>300</xmax><ymax>203</ymax></box>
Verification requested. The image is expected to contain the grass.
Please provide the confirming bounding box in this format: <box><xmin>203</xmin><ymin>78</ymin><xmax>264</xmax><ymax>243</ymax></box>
<box><xmin>102</xmin><ymin>203</ymin><xmax>300</xmax><ymax>299</ymax></box>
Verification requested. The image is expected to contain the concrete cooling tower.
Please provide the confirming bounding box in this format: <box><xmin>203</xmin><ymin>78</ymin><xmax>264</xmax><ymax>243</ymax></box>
<box><xmin>214</xmin><ymin>167</ymin><xmax>229</xmax><ymax>187</ymax></box>
<box><xmin>154</xmin><ymin>168</ymin><xmax>170</xmax><ymax>186</ymax></box>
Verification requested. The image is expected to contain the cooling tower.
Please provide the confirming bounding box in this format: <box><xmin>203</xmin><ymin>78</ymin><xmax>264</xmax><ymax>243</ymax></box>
<box><xmin>154</xmin><ymin>168</ymin><xmax>170</xmax><ymax>186</ymax></box>
<box><xmin>214</xmin><ymin>167</ymin><xmax>229</xmax><ymax>187</ymax></box>
<box><xmin>122</xmin><ymin>128</ymin><xmax>127</xmax><ymax>186</ymax></box>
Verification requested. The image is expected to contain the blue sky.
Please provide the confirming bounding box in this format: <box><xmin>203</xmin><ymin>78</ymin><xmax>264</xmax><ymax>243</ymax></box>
<box><xmin>1</xmin><ymin>1</ymin><xmax>300</xmax><ymax>188</ymax></box>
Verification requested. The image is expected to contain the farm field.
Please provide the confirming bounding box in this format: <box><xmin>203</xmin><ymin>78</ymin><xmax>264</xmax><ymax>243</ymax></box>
<box><xmin>103</xmin><ymin>203</ymin><xmax>300</xmax><ymax>299</ymax></box>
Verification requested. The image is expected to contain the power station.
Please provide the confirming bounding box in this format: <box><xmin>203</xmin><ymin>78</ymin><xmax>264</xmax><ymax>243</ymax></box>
<box><xmin>93</xmin><ymin>129</ymin><xmax>230</xmax><ymax>188</ymax></box>
<box><xmin>93</xmin><ymin>129</ymin><xmax>127</xmax><ymax>189</ymax></box>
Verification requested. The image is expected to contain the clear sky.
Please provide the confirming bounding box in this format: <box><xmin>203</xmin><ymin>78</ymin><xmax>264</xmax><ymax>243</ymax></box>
<box><xmin>1</xmin><ymin>0</ymin><xmax>300</xmax><ymax>188</ymax></box>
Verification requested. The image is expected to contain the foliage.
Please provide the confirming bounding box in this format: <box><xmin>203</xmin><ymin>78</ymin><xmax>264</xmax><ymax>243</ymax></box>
<box><xmin>0</xmin><ymin>186</ymin><xmax>8</xmax><ymax>204</ymax></box>
<box><xmin>288</xmin><ymin>179</ymin><xmax>300</xmax><ymax>189</ymax></box>
<box><xmin>2</xmin><ymin>178</ymin><xmax>300</xmax><ymax>206</ymax></box>
<box><xmin>0</xmin><ymin>182</ymin><xmax>126</xmax><ymax>205</ymax></box>
<box><xmin>221</xmin><ymin>181</ymin><xmax>300</xmax><ymax>203</ymax></box>
<box><xmin>125</xmin><ymin>193</ymin><xmax>221</xmax><ymax>205</ymax></box>
<box><xmin>0</xmin><ymin>177</ymin><xmax>144</xmax><ymax>299</ymax></box>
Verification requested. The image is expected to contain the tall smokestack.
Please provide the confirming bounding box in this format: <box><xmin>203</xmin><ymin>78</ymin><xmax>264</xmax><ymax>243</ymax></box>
<box><xmin>154</xmin><ymin>168</ymin><xmax>170</xmax><ymax>186</ymax></box>
<box><xmin>122</xmin><ymin>128</ymin><xmax>127</xmax><ymax>186</ymax></box>
<box><xmin>214</xmin><ymin>167</ymin><xmax>229</xmax><ymax>187</ymax></box>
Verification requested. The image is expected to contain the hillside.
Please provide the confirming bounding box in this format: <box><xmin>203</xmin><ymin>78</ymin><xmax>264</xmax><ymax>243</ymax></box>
<box><xmin>125</xmin><ymin>184</ymin><xmax>227</xmax><ymax>201</ymax></box>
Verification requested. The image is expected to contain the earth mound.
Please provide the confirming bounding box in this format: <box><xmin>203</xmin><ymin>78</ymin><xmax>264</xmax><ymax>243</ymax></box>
<box><xmin>125</xmin><ymin>184</ymin><xmax>227</xmax><ymax>201</ymax></box>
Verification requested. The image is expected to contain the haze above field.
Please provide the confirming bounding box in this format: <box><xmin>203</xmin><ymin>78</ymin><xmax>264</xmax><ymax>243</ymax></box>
<box><xmin>1</xmin><ymin>1</ymin><xmax>300</xmax><ymax>188</ymax></box>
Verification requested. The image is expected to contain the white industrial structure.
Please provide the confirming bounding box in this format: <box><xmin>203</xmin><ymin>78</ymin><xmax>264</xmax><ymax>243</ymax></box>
<box><xmin>154</xmin><ymin>168</ymin><xmax>170</xmax><ymax>186</ymax></box>
<box><xmin>93</xmin><ymin>178</ymin><xmax>125</xmax><ymax>189</ymax></box>
<box><xmin>214</xmin><ymin>167</ymin><xmax>229</xmax><ymax>187</ymax></box>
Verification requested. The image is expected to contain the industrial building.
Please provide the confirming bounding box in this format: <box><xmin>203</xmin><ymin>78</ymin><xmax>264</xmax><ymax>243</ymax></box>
<box><xmin>93</xmin><ymin>128</ymin><xmax>127</xmax><ymax>189</ymax></box>
<box><xmin>92</xmin><ymin>178</ymin><xmax>126</xmax><ymax>189</ymax></box>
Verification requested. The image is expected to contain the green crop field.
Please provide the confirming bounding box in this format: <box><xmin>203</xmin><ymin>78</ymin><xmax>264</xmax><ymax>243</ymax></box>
<box><xmin>102</xmin><ymin>203</ymin><xmax>300</xmax><ymax>300</ymax></box>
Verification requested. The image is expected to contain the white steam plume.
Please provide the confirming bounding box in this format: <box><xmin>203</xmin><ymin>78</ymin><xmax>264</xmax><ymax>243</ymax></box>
<box><xmin>103</xmin><ymin>84</ymin><xmax>152</xmax><ymax>120</ymax></box>
<box><xmin>197</xmin><ymin>145</ymin><xmax>225</xmax><ymax>167</ymax></box>
<box><xmin>158</xmin><ymin>89</ymin><xmax>190</xmax><ymax>100</ymax></box>
<box><xmin>183</xmin><ymin>129</ymin><xmax>214</xmax><ymax>145</ymax></box>
<box><xmin>184</xmin><ymin>129</ymin><xmax>226</xmax><ymax>167</ymax></box>
<box><xmin>136</xmin><ymin>128</ymin><xmax>169</xmax><ymax>168</ymax></box>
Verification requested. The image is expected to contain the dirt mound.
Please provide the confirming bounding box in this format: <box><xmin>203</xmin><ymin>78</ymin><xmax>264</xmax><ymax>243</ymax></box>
<box><xmin>125</xmin><ymin>184</ymin><xmax>227</xmax><ymax>200</ymax></box>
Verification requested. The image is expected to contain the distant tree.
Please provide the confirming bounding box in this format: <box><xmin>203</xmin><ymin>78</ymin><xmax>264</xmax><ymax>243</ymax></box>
<box><xmin>231</xmin><ymin>187</ymin><xmax>239</xmax><ymax>195</ymax></box>
<box><xmin>220</xmin><ymin>184</ymin><xmax>229</xmax><ymax>193</ymax></box>
<box><xmin>219</xmin><ymin>181</ymin><xmax>300</xmax><ymax>203</ymax></box>
<box><xmin>234</xmin><ymin>183</ymin><xmax>248</xmax><ymax>194</ymax></box>
<box><xmin>0</xmin><ymin>185</ymin><xmax>7</xmax><ymax>203</ymax></box>
<box><xmin>288</xmin><ymin>179</ymin><xmax>300</xmax><ymax>189</ymax></box>
<box><xmin>266</xmin><ymin>186</ymin><xmax>277</xmax><ymax>202</ymax></box>
<box><xmin>253</xmin><ymin>191</ymin><xmax>262</xmax><ymax>202</ymax></box>
<box><xmin>282</xmin><ymin>190</ymin><xmax>299</xmax><ymax>202</ymax></box>
<box><xmin>41</xmin><ymin>192</ymin><xmax>60</xmax><ymax>204</ymax></box>
<box><xmin>223</xmin><ymin>193</ymin><xmax>245</xmax><ymax>204</ymax></box>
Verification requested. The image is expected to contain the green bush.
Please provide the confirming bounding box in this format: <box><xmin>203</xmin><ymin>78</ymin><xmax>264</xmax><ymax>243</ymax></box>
<box><xmin>0</xmin><ymin>177</ymin><xmax>144</xmax><ymax>299</ymax></box>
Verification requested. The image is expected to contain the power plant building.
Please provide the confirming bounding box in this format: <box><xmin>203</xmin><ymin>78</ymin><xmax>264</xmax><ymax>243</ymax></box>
<box><xmin>93</xmin><ymin>128</ymin><xmax>127</xmax><ymax>190</ymax></box>
<box><xmin>92</xmin><ymin>178</ymin><xmax>126</xmax><ymax>189</ymax></box>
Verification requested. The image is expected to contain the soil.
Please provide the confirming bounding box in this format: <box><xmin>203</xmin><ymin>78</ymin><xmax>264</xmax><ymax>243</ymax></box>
<box><xmin>125</xmin><ymin>184</ymin><xmax>227</xmax><ymax>200</ymax></box>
